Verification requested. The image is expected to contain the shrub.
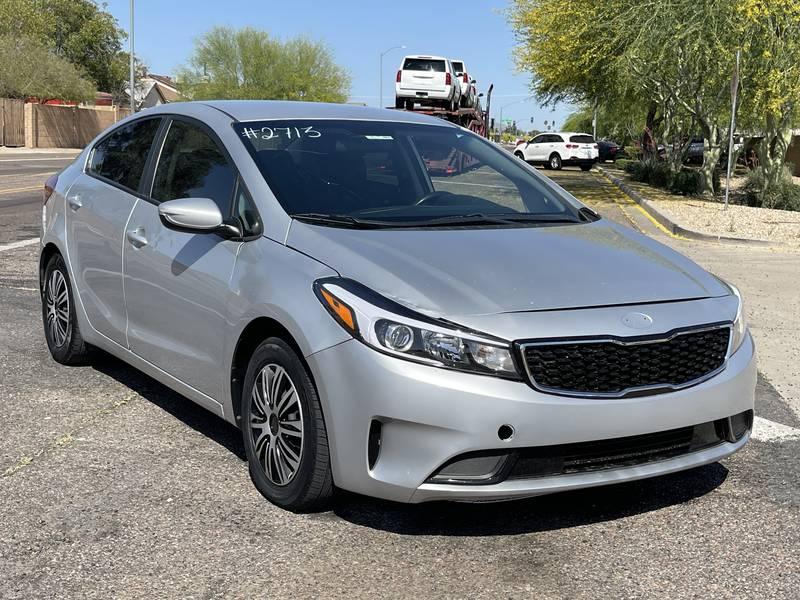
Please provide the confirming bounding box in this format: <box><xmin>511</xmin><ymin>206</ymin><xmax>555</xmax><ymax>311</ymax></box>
<box><xmin>615</xmin><ymin>158</ymin><xmax>635</xmax><ymax>172</ymax></box>
<box><xmin>669</xmin><ymin>170</ymin><xmax>702</xmax><ymax>195</ymax></box>
<box><xmin>744</xmin><ymin>165</ymin><xmax>800</xmax><ymax>211</ymax></box>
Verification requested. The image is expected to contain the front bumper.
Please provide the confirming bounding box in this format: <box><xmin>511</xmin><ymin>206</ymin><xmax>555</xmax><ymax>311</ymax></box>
<box><xmin>307</xmin><ymin>333</ymin><xmax>756</xmax><ymax>503</ymax></box>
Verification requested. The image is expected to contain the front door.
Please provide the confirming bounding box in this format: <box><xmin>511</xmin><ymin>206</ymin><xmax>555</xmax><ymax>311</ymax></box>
<box><xmin>65</xmin><ymin>117</ymin><xmax>161</xmax><ymax>346</ymax></box>
<box><xmin>123</xmin><ymin>118</ymin><xmax>242</xmax><ymax>400</ymax></box>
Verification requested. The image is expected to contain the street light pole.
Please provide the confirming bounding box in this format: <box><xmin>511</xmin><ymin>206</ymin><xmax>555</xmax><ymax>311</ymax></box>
<box><xmin>499</xmin><ymin>96</ymin><xmax>532</xmax><ymax>137</ymax></box>
<box><xmin>129</xmin><ymin>0</ymin><xmax>135</xmax><ymax>112</ymax></box>
<box><xmin>379</xmin><ymin>45</ymin><xmax>406</xmax><ymax>109</ymax></box>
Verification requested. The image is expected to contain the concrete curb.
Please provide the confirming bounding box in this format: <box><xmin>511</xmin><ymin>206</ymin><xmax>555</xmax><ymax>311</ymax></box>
<box><xmin>596</xmin><ymin>165</ymin><xmax>776</xmax><ymax>247</ymax></box>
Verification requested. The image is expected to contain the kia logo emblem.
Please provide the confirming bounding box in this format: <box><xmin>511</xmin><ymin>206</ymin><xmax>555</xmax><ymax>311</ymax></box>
<box><xmin>622</xmin><ymin>312</ymin><xmax>654</xmax><ymax>329</ymax></box>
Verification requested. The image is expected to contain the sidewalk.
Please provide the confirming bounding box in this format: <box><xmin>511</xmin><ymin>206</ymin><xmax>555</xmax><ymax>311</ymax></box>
<box><xmin>0</xmin><ymin>147</ymin><xmax>82</xmax><ymax>156</ymax></box>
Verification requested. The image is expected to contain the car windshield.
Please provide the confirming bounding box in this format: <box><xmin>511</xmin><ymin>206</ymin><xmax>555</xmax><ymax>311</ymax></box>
<box><xmin>402</xmin><ymin>58</ymin><xmax>445</xmax><ymax>72</ymax></box>
<box><xmin>234</xmin><ymin>120</ymin><xmax>583</xmax><ymax>227</ymax></box>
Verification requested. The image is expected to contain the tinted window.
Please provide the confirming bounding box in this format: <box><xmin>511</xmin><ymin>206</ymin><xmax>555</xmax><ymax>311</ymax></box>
<box><xmin>89</xmin><ymin>118</ymin><xmax>160</xmax><ymax>192</ymax></box>
<box><xmin>235</xmin><ymin>120</ymin><xmax>580</xmax><ymax>225</ymax></box>
<box><xmin>531</xmin><ymin>135</ymin><xmax>546</xmax><ymax>144</ymax></box>
<box><xmin>452</xmin><ymin>61</ymin><xmax>464</xmax><ymax>74</ymax></box>
<box><xmin>402</xmin><ymin>58</ymin><xmax>446</xmax><ymax>72</ymax></box>
<box><xmin>569</xmin><ymin>135</ymin><xmax>595</xmax><ymax>143</ymax></box>
<box><xmin>234</xmin><ymin>179</ymin><xmax>262</xmax><ymax>237</ymax></box>
<box><xmin>152</xmin><ymin>120</ymin><xmax>236</xmax><ymax>216</ymax></box>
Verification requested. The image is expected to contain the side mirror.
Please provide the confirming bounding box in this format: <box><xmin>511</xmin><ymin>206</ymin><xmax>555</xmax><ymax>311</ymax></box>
<box><xmin>470</xmin><ymin>79</ymin><xmax>477</xmax><ymax>84</ymax></box>
<box><xmin>159</xmin><ymin>197</ymin><xmax>225</xmax><ymax>233</ymax></box>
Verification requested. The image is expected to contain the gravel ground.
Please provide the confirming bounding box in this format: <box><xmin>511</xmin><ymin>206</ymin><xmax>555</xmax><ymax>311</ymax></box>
<box><xmin>606</xmin><ymin>168</ymin><xmax>800</xmax><ymax>246</ymax></box>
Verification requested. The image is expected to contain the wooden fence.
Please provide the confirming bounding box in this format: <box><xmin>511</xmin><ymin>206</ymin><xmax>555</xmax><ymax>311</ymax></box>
<box><xmin>23</xmin><ymin>103</ymin><xmax>132</xmax><ymax>149</ymax></box>
<box><xmin>0</xmin><ymin>98</ymin><xmax>25</xmax><ymax>147</ymax></box>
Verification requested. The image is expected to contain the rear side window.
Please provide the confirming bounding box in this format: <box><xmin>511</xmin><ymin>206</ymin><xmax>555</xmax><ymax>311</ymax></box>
<box><xmin>402</xmin><ymin>58</ymin><xmax>446</xmax><ymax>72</ymax></box>
<box><xmin>89</xmin><ymin>118</ymin><xmax>161</xmax><ymax>192</ymax></box>
<box><xmin>152</xmin><ymin>120</ymin><xmax>236</xmax><ymax>216</ymax></box>
<box><xmin>569</xmin><ymin>135</ymin><xmax>595</xmax><ymax>143</ymax></box>
<box><xmin>452</xmin><ymin>61</ymin><xmax>464</xmax><ymax>74</ymax></box>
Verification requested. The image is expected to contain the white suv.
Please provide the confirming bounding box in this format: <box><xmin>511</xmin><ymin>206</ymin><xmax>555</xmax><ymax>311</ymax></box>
<box><xmin>395</xmin><ymin>55</ymin><xmax>461</xmax><ymax>111</ymax></box>
<box><xmin>514</xmin><ymin>132</ymin><xmax>599</xmax><ymax>170</ymax></box>
<box><xmin>451</xmin><ymin>59</ymin><xmax>476</xmax><ymax>108</ymax></box>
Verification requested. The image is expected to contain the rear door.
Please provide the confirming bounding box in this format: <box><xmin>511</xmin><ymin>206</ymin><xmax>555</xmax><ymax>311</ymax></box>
<box><xmin>400</xmin><ymin>57</ymin><xmax>447</xmax><ymax>93</ymax></box>
<box><xmin>123</xmin><ymin>117</ymin><xmax>254</xmax><ymax>400</ymax></box>
<box><xmin>65</xmin><ymin>117</ymin><xmax>161</xmax><ymax>346</ymax></box>
<box><xmin>569</xmin><ymin>134</ymin><xmax>597</xmax><ymax>160</ymax></box>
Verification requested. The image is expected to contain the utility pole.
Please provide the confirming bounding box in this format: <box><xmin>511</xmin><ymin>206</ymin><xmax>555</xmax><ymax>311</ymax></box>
<box><xmin>592</xmin><ymin>99</ymin><xmax>598</xmax><ymax>140</ymax></box>
<box><xmin>379</xmin><ymin>45</ymin><xmax>406</xmax><ymax>109</ymax></box>
<box><xmin>724</xmin><ymin>49</ymin><xmax>741</xmax><ymax>211</ymax></box>
<box><xmin>129</xmin><ymin>0</ymin><xmax>135</xmax><ymax>112</ymax></box>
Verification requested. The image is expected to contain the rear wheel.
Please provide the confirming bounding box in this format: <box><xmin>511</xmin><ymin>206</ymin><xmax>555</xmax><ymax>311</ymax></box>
<box><xmin>580</xmin><ymin>164</ymin><xmax>593</xmax><ymax>171</ymax></box>
<box><xmin>549</xmin><ymin>153</ymin><xmax>563</xmax><ymax>170</ymax></box>
<box><xmin>41</xmin><ymin>253</ymin><xmax>91</xmax><ymax>365</ymax></box>
<box><xmin>241</xmin><ymin>337</ymin><xmax>333</xmax><ymax>512</ymax></box>
<box><xmin>395</xmin><ymin>97</ymin><xmax>404</xmax><ymax>109</ymax></box>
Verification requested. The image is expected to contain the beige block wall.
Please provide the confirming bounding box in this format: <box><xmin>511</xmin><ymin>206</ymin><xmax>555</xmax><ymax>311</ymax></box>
<box><xmin>25</xmin><ymin>104</ymin><xmax>133</xmax><ymax>149</ymax></box>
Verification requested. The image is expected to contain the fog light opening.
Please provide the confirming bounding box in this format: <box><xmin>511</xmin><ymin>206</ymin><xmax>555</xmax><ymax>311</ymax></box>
<box><xmin>498</xmin><ymin>424</ymin><xmax>515</xmax><ymax>442</ymax></box>
<box><xmin>367</xmin><ymin>420</ymin><xmax>382</xmax><ymax>470</ymax></box>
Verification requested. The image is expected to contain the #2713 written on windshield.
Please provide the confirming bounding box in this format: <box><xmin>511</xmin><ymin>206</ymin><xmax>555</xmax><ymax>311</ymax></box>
<box><xmin>241</xmin><ymin>125</ymin><xmax>322</xmax><ymax>140</ymax></box>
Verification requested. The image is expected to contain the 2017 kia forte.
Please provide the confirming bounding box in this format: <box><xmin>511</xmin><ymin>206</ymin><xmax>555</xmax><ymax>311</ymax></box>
<box><xmin>40</xmin><ymin>101</ymin><xmax>755</xmax><ymax>511</ymax></box>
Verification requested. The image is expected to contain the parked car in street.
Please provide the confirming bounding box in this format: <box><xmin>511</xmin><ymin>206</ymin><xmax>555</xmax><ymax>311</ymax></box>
<box><xmin>450</xmin><ymin>59</ymin><xmax>476</xmax><ymax>108</ymax></box>
<box><xmin>514</xmin><ymin>132</ymin><xmax>599</xmax><ymax>170</ymax></box>
<box><xmin>40</xmin><ymin>101</ymin><xmax>755</xmax><ymax>512</ymax></box>
<box><xmin>685</xmin><ymin>137</ymin><xmax>705</xmax><ymax>165</ymax></box>
<box><xmin>597</xmin><ymin>139</ymin><xmax>620</xmax><ymax>162</ymax></box>
<box><xmin>395</xmin><ymin>55</ymin><xmax>461</xmax><ymax>111</ymax></box>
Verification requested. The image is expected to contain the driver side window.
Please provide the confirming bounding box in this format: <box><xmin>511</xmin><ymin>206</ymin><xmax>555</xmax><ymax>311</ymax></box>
<box><xmin>530</xmin><ymin>135</ymin><xmax>546</xmax><ymax>144</ymax></box>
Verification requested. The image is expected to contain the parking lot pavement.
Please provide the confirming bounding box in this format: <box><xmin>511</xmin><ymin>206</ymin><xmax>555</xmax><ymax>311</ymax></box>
<box><xmin>1</xmin><ymin>163</ymin><xmax>799</xmax><ymax>598</ymax></box>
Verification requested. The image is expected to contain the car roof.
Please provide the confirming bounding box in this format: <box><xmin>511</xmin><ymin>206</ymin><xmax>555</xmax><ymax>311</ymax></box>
<box><xmin>143</xmin><ymin>100</ymin><xmax>459</xmax><ymax>127</ymax></box>
<box><xmin>402</xmin><ymin>54</ymin><xmax>448</xmax><ymax>61</ymax></box>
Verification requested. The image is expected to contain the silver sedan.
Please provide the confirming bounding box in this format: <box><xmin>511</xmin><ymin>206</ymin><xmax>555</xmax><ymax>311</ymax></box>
<box><xmin>39</xmin><ymin>101</ymin><xmax>755</xmax><ymax>511</ymax></box>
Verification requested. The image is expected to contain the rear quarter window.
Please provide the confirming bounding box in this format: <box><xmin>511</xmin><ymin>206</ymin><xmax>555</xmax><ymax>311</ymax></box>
<box><xmin>569</xmin><ymin>135</ymin><xmax>595</xmax><ymax>143</ymax></box>
<box><xmin>88</xmin><ymin>118</ymin><xmax>161</xmax><ymax>192</ymax></box>
<box><xmin>402</xmin><ymin>58</ymin><xmax>446</xmax><ymax>72</ymax></box>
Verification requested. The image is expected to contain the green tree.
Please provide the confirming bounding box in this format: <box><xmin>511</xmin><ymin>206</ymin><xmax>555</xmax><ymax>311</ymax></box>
<box><xmin>178</xmin><ymin>27</ymin><xmax>351</xmax><ymax>103</ymax></box>
<box><xmin>0</xmin><ymin>0</ymin><xmax>128</xmax><ymax>93</ymax></box>
<box><xmin>0</xmin><ymin>35</ymin><xmax>95</xmax><ymax>102</ymax></box>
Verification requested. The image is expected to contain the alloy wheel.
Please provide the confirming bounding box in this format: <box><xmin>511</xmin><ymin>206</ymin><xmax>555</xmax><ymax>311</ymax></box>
<box><xmin>249</xmin><ymin>364</ymin><xmax>304</xmax><ymax>486</ymax></box>
<box><xmin>45</xmin><ymin>269</ymin><xmax>70</xmax><ymax>347</ymax></box>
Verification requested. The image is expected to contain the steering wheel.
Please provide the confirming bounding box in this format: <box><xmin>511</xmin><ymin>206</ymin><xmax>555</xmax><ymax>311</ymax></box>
<box><xmin>413</xmin><ymin>191</ymin><xmax>455</xmax><ymax>206</ymax></box>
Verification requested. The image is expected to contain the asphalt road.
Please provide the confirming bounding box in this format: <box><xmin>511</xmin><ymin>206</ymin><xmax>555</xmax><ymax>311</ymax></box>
<box><xmin>1</xmin><ymin>159</ymin><xmax>798</xmax><ymax>599</ymax></box>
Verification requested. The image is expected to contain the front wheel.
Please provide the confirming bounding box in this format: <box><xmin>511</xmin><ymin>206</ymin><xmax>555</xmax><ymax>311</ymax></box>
<box><xmin>42</xmin><ymin>253</ymin><xmax>91</xmax><ymax>365</ymax></box>
<box><xmin>549</xmin><ymin>153</ymin><xmax>563</xmax><ymax>170</ymax></box>
<box><xmin>241</xmin><ymin>337</ymin><xmax>333</xmax><ymax>512</ymax></box>
<box><xmin>514</xmin><ymin>151</ymin><xmax>525</xmax><ymax>161</ymax></box>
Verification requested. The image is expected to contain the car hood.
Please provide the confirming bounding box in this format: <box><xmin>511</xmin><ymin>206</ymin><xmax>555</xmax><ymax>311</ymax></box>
<box><xmin>287</xmin><ymin>220</ymin><xmax>729</xmax><ymax>318</ymax></box>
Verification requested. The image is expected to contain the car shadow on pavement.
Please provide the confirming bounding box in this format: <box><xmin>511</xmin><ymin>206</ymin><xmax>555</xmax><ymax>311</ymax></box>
<box><xmin>332</xmin><ymin>464</ymin><xmax>729</xmax><ymax>536</ymax></box>
<box><xmin>91</xmin><ymin>350</ymin><xmax>247</xmax><ymax>462</ymax></box>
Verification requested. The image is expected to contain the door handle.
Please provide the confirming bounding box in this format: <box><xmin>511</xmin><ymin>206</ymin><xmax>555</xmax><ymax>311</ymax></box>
<box><xmin>126</xmin><ymin>227</ymin><xmax>148</xmax><ymax>248</ymax></box>
<box><xmin>67</xmin><ymin>195</ymin><xmax>82</xmax><ymax>211</ymax></box>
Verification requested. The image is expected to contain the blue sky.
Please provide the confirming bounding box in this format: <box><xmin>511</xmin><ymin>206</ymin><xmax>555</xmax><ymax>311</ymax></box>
<box><xmin>103</xmin><ymin>0</ymin><xmax>573</xmax><ymax>131</ymax></box>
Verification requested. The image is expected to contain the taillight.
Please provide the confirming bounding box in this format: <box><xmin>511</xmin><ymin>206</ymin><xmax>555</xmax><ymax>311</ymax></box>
<box><xmin>566</xmin><ymin>144</ymin><xmax>579</xmax><ymax>149</ymax></box>
<box><xmin>396</xmin><ymin>70</ymin><xmax>401</xmax><ymax>83</ymax></box>
<box><xmin>445</xmin><ymin>72</ymin><xmax>451</xmax><ymax>85</ymax></box>
<box><xmin>463</xmin><ymin>73</ymin><xmax>468</xmax><ymax>83</ymax></box>
<box><xmin>43</xmin><ymin>174</ymin><xmax>58</xmax><ymax>204</ymax></box>
<box><xmin>594</xmin><ymin>144</ymin><xmax>598</xmax><ymax>149</ymax></box>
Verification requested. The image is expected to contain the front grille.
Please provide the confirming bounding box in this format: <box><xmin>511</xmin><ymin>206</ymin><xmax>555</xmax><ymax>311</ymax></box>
<box><xmin>425</xmin><ymin>412</ymin><xmax>752</xmax><ymax>485</ymax></box>
<box><xmin>508</xmin><ymin>421</ymin><xmax>721</xmax><ymax>479</ymax></box>
<box><xmin>521</xmin><ymin>325</ymin><xmax>731</xmax><ymax>397</ymax></box>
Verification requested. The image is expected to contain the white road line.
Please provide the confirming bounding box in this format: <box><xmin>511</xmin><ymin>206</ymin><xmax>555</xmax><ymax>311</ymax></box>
<box><xmin>0</xmin><ymin>237</ymin><xmax>39</xmax><ymax>252</ymax></box>
<box><xmin>751</xmin><ymin>416</ymin><xmax>800</xmax><ymax>443</ymax></box>
<box><xmin>0</xmin><ymin>157</ymin><xmax>76</xmax><ymax>162</ymax></box>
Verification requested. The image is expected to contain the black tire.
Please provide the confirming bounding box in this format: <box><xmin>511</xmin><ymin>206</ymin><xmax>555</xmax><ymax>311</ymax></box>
<box><xmin>405</xmin><ymin>99</ymin><xmax>414</xmax><ymax>111</ymax></box>
<box><xmin>580</xmin><ymin>164</ymin><xmax>592</xmax><ymax>171</ymax></box>
<box><xmin>241</xmin><ymin>337</ymin><xmax>333</xmax><ymax>512</ymax></box>
<box><xmin>449</xmin><ymin>96</ymin><xmax>457</xmax><ymax>112</ymax></box>
<box><xmin>41</xmin><ymin>253</ymin><xmax>91</xmax><ymax>365</ymax></box>
<box><xmin>549</xmin><ymin>153</ymin><xmax>563</xmax><ymax>170</ymax></box>
<box><xmin>395</xmin><ymin>97</ymin><xmax>404</xmax><ymax>109</ymax></box>
<box><xmin>514</xmin><ymin>151</ymin><xmax>525</xmax><ymax>161</ymax></box>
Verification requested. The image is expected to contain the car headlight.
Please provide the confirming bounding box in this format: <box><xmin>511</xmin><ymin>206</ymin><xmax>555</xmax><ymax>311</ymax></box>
<box><xmin>314</xmin><ymin>278</ymin><xmax>520</xmax><ymax>379</ymax></box>
<box><xmin>729</xmin><ymin>283</ymin><xmax>748</xmax><ymax>354</ymax></box>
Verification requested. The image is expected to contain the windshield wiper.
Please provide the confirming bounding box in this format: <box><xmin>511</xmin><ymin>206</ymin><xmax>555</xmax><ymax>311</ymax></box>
<box><xmin>291</xmin><ymin>213</ymin><xmax>391</xmax><ymax>229</ymax></box>
<box><xmin>489</xmin><ymin>213</ymin><xmax>582</xmax><ymax>224</ymax></box>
